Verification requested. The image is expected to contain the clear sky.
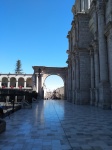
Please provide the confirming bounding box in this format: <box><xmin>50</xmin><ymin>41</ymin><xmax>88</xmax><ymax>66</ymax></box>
<box><xmin>0</xmin><ymin>0</ymin><xmax>75</xmax><ymax>74</ymax></box>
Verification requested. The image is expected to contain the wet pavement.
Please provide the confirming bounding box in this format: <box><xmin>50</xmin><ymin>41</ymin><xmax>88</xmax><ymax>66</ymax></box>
<box><xmin>0</xmin><ymin>100</ymin><xmax>112</xmax><ymax>150</ymax></box>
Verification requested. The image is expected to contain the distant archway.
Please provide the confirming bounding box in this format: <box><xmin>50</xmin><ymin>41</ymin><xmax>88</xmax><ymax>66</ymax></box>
<box><xmin>44</xmin><ymin>75</ymin><xmax>64</xmax><ymax>99</ymax></box>
<box><xmin>32</xmin><ymin>66</ymin><xmax>67</xmax><ymax>99</ymax></box>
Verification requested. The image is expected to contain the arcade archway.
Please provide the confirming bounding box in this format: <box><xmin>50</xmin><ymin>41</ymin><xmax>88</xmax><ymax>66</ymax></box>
<box><xmin>32</xmin><ymin>66</ymin><xmax>67</xmax><ymax>99</ymax></box>
<box><xmin>44</xmin><ymin>75</ymin><xmax>64</xmax><ymax>99</ymax></box>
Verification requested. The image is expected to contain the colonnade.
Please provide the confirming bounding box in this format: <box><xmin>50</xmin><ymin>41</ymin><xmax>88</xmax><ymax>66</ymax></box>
<box><xmin>0</xmin><ymin>74</ymin><xmax>32</xmax><ymax>89</ymax></box>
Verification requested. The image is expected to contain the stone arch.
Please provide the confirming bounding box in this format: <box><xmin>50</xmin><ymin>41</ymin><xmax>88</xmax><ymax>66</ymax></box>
<box><xmin>18</xmin><ymin>77</ymin><xmax>24</xmax><ymax>87</ymax></box>
<box><xmin>10</xmin><ymin>77</ymin><xmax>16</xmax><ymax>87</ymax></box>
<box><xmin>2</xmin><ymin>77</ymin><xmax>8</xmax><ymax>87</ymax></box>
<box><xmin>44</xmin><ymin>74</ymin><xmax>64</xmax><ymax>99</ymax></box>
<box><xmin>26</xmin><ymin>78</ymin><xmax>32</xmax><ymax>87</ymax></box>
<box><xmin>32</xmin><ymin>66</ymin><xmax>67</xmax><ymax>99</ymax></box>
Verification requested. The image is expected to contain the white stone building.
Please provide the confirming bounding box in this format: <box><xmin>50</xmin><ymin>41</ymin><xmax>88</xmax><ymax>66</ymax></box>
<box><xmin>67</xmin><ymin>0</ymin><xmax>112</xmax><ymax>109</ymax></box>
<box><xmin>0</xmin><ymin>74</ymin><xmax>33</xmax><ymax>90</ymax></box>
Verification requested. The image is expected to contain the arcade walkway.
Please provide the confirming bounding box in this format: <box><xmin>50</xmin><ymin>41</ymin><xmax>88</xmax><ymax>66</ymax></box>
<box><xmin>0</xmin><ymin>100</ymin><xmax>112</xmax><ymax>150</ymax></box>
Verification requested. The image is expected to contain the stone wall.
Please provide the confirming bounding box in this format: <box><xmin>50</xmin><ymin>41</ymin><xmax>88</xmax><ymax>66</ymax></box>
<box><xmin>66</xmin><ymin>0</ymin><xmax>112</xmax><ymax>109</ymax></box>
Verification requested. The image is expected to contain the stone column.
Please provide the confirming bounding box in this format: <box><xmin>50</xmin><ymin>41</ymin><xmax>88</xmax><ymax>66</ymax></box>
<box><xmin>68</xmin><ymin>66</ymin><xmax>70</xmax><ymax>101</ymax></box>
<box><xmin>97</xmin><ymin>2</ymin><xmax>111</xmax><ymax>109</ymax></box>
<box><xmin>90</xmin><ymin>47</ymin><xmax>95</xmax><ymax>105</ymax></box>
<box><xmin>24</xmin><ymin>81</ymin><xmax>26</xmax><ymax>88</ymax></box>
<box><xmin>38</xmin><ymin>74</ymin><xmax>44</xmax><ymax>99</ymax></box>
<box><xmin>105</xmin><ymin>26</ymin><xmax>112</xmax><ymax>108</ymax></box>
<box><xmin>8</xmin><ymin>78</ymin><xmax>10</xmax><ymax>88</ymax></box>
<box><xmin>81</xmin><ymin>0</ymin><xmax>85</xmax><ymax>11</ymax></box>
<box><xmin>72</xmin><ymin>60</ymin><xmax>75</xmax><ymax>104</ymax></box>
<box><xmin>69</xmin><ymin>65</ymin><xmax>72</xmax><ymax>102</ymax></box>
<box><xmin>16</xmin><ymin>81</ymin><xmax>18</xmax><ymax>88</ymax></box>
<box><xmin>33</xmin><ymin>74</ymin><xmax>38</xmax><ymax>92</ymax></box>
<box><xmin>75</xmin><ymin>52</ymin><xmax>80</xmax><ymax>104</ymax></box>
<box><xmin>97</xmin><ymin>3</ymin><xmax>108</xmax><ymax>82</ymax></box>
<box><xmin>0</xmin><ymin>81</ymin><xmax>1</xmax><ymax>87</ymax></box>
<box><xmin>92</xmin><ymin>41</ymin><xmax>100</xmax><ymax>106</ymax></box>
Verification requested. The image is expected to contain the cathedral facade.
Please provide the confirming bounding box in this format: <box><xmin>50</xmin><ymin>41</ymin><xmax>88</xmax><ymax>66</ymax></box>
<box><xmin>66</xmin><ymin>0</ymin><xmax>112</xmax><ymax>109</ymax></box>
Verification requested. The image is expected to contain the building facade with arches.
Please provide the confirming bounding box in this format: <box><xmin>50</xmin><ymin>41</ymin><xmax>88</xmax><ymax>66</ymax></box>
<box><xmin>67</xmin><ymin>0</ymin><xmax>112</xmax><ymax>109</ymax></box>
<box><xmin>0</xmin><ymin>74</ymin><xmax>33</xmax><ymax>90</ymax></box>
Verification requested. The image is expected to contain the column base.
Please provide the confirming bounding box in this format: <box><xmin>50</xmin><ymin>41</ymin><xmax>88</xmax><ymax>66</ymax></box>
<box><xmin>68</xmin><ymin>90</ymin><xmax>72</xmax><ymax>102</ymax></box>
<box><xmin>75</xmin><ymin>89</ymin><xmax>90</xmax><ymax>105</ymax></box>
<box><xmin>94</xmin><ymin>89</ymin><xmax>99</xmax><ymax>107</ymax></box>
<box><xmin>90</xmin><ymin>89</ymin><xmax>95</xmax><ymax>106</ymax></box>
<box><xmin>98</xmin><ymin>82</ymin><xmax>111</xmax><ymax>109</ymax></box>
<box><xmin>75</xmin><ymin>89</ymin><xmax>80</xmax><ymax>104</ymax></box>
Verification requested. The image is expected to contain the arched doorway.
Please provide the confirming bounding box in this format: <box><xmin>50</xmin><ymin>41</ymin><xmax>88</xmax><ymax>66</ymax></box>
<box><xmin>10</xmin><ymin>77</ymin><xmax>16</xmax><ymax>87</ymax></box>
<box><xmin>32</xmin><ymin>66</ymin><xmax>68</xmax><ymax>99</ymax></box>
<box><xmin>26</xmin><ymin>78</ymin><xmax>32</xmax><ymax>88</ymax></box>
<box><xmin>18</xmin><ymin>77</ymin><xmax>24</xmax><ymax>87</ymax></box>
<box><xmin>2</xmin><ymin>77</ymin><xmax>8</xmax><ymax>87</ymax></box>
<box><xmin>44</xmin><ymin>75</ymin><xmax>64</xmax><ymax>100</ymax></box>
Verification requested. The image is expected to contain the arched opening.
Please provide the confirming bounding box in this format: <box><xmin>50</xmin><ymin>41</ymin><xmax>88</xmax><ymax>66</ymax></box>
<box><xmin>10</xmin><ymin>77</ymin><xmax>16</xmax><ymax>87</ymax></box>
<box><xmin>44</xmin><ymin>75</ymin><xmax>64</xmax><ymax>100</ymax></box>
<box><xmin>2</xmin><ymin>77</ymin><xmax>8</xmax><ymax>87</ymax></box>
<box><xmin>18</xmin><ymin>78</ymin><xmax>24</xmax><ymax>87</ymax></box>
<box><xmin>26</xmin><ymin>78</ymin><xmax>32</xmax><ymax>87</ymax></box>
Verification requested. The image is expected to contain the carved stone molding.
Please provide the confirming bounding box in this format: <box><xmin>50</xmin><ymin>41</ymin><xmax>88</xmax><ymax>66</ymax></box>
<box><xmin>104</xmin><ymin>21</ymin><xmax>112</xmax><ymax>37</ymax></box>
<box><xmin>88</xmin><ymin>45</ymin><xmax>94</xmax><ymax>56</ymax></box>
<box><xmin>91</xmin><ymin>40</ymin><xmax>99</xmax><ymax>53</ymax></box>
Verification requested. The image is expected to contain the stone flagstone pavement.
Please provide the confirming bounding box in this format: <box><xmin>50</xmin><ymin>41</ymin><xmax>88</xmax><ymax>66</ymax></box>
<box><xmin>0</xmin><ymin>100</ymin><xmax>112</xmax><ymax>150</ymax></box>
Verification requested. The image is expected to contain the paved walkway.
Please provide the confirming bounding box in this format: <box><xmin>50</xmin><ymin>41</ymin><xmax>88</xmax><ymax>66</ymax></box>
<box><xmin>0</xmin><ymin>100</ymin><xmax>112</xmax><ymax>150</ymax></box>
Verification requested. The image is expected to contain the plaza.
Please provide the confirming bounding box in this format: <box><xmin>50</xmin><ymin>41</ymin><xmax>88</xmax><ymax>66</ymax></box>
<box><xmin>0</xmin><ymin>100</ymin><xmax>112</xmax><ymax>150</ymax></box>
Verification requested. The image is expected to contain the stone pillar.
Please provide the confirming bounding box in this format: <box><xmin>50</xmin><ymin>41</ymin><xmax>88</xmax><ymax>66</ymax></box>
<box><xmin>90</xmin><ymin>47</ymin><xmax>95</xmax><ymax>105</ymax></box>
<box><xmin>72</xmin><ymin>62</ymin><xmax>75</xmax><ymax>104</ymax></box>
<box><xmin>24</xmin><ymin>81</ymin><xmax>26</xmax><ymax>88</ymax></box>
<box><xmin>68</xmin><ymin>67</ymin><xmax>70</xmax><ymax>101</ymax></box>
<box><xmin>8</xmin><ymin>78</ymin><xmax>10</xmax><ymax>88</ymax></box>
<box><xmin>33</xmin><ymin>74</ymin><xmax>38</xmax><ymax>92</ymax></box>
<box><xmin>75</xmin><ymin>52</ymin><xmax>80</xmax><ymax>104</ymax></box>
<box><xmin>105</xmin><ymin>25</ymin><xmax>112</xmax><ymax>108</ymax></box>
<box><xmin>64</xmin><ymin>75</ymin><xmax>67</xmax><ymax>100</ymax></box>
<box><xmin>68</xmin><ymin>65</ymin><xmax>72</xmax><ymax>102</ymax></box>
<box><xmin>97</xmin><ymin>3</ymin><xmax>108</xmax><ymax>82</ymax></box>
<box><xmin>16</xmin><ymin>81</ymin><xmax>18</xmax><ymax>88</ymax></box>
<box><xmin>8</xmin><ymin>81</ymin><xmax>10</xmax><ymax>88</ymax></box>
<box><xmin>88</xmin><ymin>0</ymin><xmax>90</xmax><ymax>9</ymax></box>
<box><xmin>81</xmin><ymin>0</ymin><xmax>85</xmax><ymax>12</ymax></box>
<box><xmin>0</xmin><ymin>81</ymin><xmax>1</xmax><ymax>87</ymax></box>
<box><xmin>97</xmin><ymin>2</ymin><xmax>111</xmax><ymax>109</ymax></box>
<box><xmin>92</xmin><ymin>41</ymin><xmax>100</xmax><ymax>106</ymax></box>
<box><xmin>38</xmin><ymin>74</ymin><xmax>44</xmax><ymax>99</ymax></box>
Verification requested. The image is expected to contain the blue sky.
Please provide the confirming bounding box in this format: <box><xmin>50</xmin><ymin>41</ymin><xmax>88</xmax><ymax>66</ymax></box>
<box><xmin>0</xmin><ymin>0</ymin><xmax>74</xmax><ymax>74</ymax></box>
<box><xmin>0</xmin><ymin>0</ymin><xmax>75</xmax><ymax>90</ymax></box>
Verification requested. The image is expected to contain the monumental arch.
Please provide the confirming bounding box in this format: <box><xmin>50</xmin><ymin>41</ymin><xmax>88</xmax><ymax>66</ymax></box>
<box><xmin>32</xmin><ymin>66</ymin><xmax>68</xmax><ymax>99</ymax></box>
